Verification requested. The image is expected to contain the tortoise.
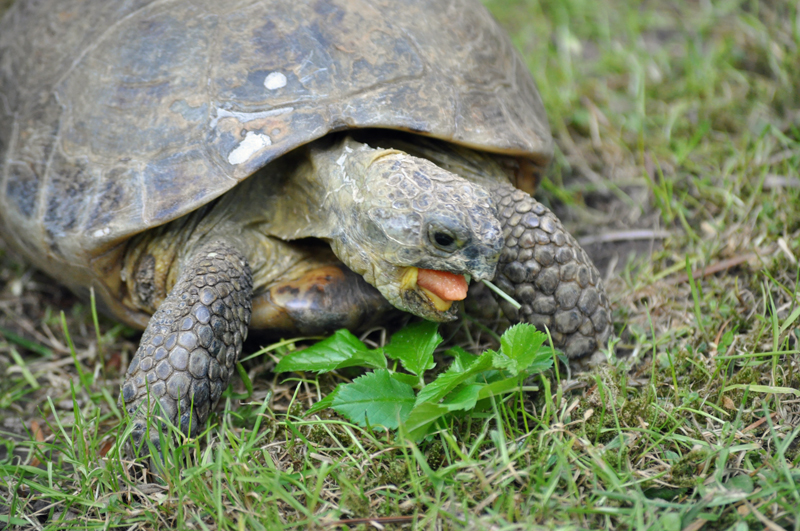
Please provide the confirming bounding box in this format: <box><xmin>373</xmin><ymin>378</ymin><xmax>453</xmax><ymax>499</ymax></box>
<box><xmin>0</xmin><ymin>0</ymin><xmax>612</xmax><ymax>450</ymax></box>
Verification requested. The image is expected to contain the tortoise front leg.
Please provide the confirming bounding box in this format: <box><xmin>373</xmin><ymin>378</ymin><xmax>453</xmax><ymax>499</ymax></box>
<box><xmin>488</xmin><ymin>184</ymin><xmax>612</xmax><ymax>365</ymax></box>
<box><xmin>121</xmin><ymin>240</ymin><xmax>252</xmax><ymax>453</ymax></box>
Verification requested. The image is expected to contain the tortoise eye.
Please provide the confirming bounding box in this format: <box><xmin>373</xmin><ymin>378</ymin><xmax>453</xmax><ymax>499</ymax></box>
<box><xmin>427</xmin><ymin>219</ymin><xmax>466</xmax><ymax>252</ymax></box>
<box><xmin>434</xmin><ymin>232</ymin><xmax>455</xmax><ymax>247</ymax></box>
<box><xmin>429</xmin><ymin>226</ymin><xmax>460</xmax><ymax>252</ymax></box>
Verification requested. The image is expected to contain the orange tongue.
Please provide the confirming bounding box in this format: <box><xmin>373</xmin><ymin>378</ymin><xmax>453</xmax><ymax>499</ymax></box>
<box><xmin>417</xmin><ymin>269</ymin><xmax>468</xmax><ymax>301</ymax></box>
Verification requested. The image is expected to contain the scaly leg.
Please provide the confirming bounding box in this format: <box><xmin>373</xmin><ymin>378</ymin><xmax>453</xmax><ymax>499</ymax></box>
<box><xmin>121</xmin><ymin>240</ymin><xmax>252</xmax><ymax>453</ymax></box>
<box><xmin>489</xmin><ymin>184</ymin><xmax>612</xmax><ymax>364</ymax></box>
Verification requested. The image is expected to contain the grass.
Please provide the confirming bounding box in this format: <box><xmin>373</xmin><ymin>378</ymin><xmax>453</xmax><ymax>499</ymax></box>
<box><xmin>2</xmin><ymin>0</ymin><xmax>800</xmax><ymax>529</ymax></box>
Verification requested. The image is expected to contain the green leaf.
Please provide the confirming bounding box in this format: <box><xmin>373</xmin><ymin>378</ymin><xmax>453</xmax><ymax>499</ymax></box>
<box><xmin>415</xmin><ymin>353</ymin><xmax>494</xmax><ymax>406</ymax></box>
<box><xmin>498</xmin><ymin>323</ymin><xmax>548</xmax><ymax>375</ymax></box>
<box><xmin>441</xmin><ymin>383</ymin><xmax>482</xmax><ymax>411</ymax></box>
<box><xmin>656</xmin><ymin>512</ymin><xmax>682</xmax><ymax>531</ymax></box>
<box><xmin>404</xmin><ymin>384</ymin><xmax>483</xmax><ymax>441</ymax></box>
<box><xmin>275</xmin><ymin>329</ymin><xmax>386</xmax><ymax>373</ymax></box>
<box><xmin>391</xmin><ymin>372</ymin><xmax>421</xmax><ymax>389</ymax></box>
<box><xmin>332</xmin><ymin>370</ymin><xmax>415</xmax><ymax>428</ymax></box>
<box><xmin>704</xmin><ymin>490</ymin><xmax>750</xmax><ymax>507</ymax></box>
<box><xmin>383</xmin><ymin>321</ymin><xmax>440</xmax><ymax>376</ymax></box>
<box><xmin>476</xmin><ymin>376</ymin><xmax>525</xmax><ymax>400</ymax></box>
<box><xmin>524</xmin><ymin>347</ymin><xmax>556</xmax><ymax>375</ymax></box>
<box><xmin>723</xmin><ymin>475</ymin><xmax>754</xmax><ymax>494</ymax></box>
<box><xmin>0</xmin><ymin>516</ymin><xmax>30</xmax><ymax>527</ymax></box>
<box><xmin>491</xmin><ymin>349</ymin><xmax>515</xmax><ymax>373</ymax></box>
<box><xmin>446</xmin><ymin>346</ymin><xmax>478</xmax><ymax>373</ymax></box>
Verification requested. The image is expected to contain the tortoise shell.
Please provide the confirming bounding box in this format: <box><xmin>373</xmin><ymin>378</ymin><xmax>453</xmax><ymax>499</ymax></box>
<box><xmin>0</xmin><ymin>0</ymin><xmax>551</xmax><ymax>326</ymax></box>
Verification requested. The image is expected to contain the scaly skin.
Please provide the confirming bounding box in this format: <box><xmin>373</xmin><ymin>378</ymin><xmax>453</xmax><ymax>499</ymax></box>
<box><xmin>488</xmin><ymin>184</ymin><xmax>612</xmax><ymax>363</ymax></box>
<box><xmin>121</xmin><ymin>240</ymin><xmax>252</xmax><ymax>453</ymax></box>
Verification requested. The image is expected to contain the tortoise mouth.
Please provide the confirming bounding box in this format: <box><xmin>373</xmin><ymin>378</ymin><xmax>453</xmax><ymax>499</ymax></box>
<box><xmin>399</xmin><ymin>266</ymin><xmax>468</xmax><ymax>316</ymax></box>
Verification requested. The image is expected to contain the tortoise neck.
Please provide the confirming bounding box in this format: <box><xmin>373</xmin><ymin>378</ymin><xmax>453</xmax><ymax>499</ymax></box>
<box><xmin>301</xmin><ymin>137</ymin><xmax>402</xmax><ymax>283</ymax></box>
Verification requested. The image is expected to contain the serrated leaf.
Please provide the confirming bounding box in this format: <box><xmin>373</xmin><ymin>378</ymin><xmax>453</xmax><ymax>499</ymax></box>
<box><xmin>415</xmin><ymin>371</ymin><xmax>467</xmax><ymax>406</ymax></box>
<box><xmin>351</xmin><ymin>348</ymin><xmax>390</xmax><ymax>370</ymax></box>
<box><xmin>383</xmin><ymin>321</ymin><xmax>440</xmax><ymax>376</ymax></box>
<box><xmin>275</xmin><ymin>329</ymin><xmax>386</xmax><ymax>373</ymax></box>
<box><xmin>415</xmin><ymin>353</ymin><xmax>494</xmax><ymax>406</ymax></box>
<box><xmin>524</xmin><ymin>346</ymin><xmax>555</xmax><ymax>375</ymax></box>
<box><xmin>442</xmin><ymin>383</ymin><xmax>482</xmax><ymax>411</ymax></box>
<box><xmin>404</xmin><ymin>383</ymin><xmax>483</xmax><ymax>441</ymax></box>
<box><xmin>332</xmin><ymin>370</ymin><xmax>415</xmax><ymax>428</ymax></box>
<box><xmin>446</xmin><ymin>346</ymin><xmax>478</xmax><ymax>373</ymax></box>
<box><xmin>490</xmin><ymin>349</ymin><xmax>515</xmax><ymax>372</ymax></box>
<box><xmin>498</xmin><ymin>323</ymin><xmax>548</xmax><ymax>375</ymax></box>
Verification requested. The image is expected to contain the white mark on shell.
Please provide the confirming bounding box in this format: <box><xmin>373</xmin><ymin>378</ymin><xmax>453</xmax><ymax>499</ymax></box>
<box><xmin>228</xmin><ymin>132</ymin><xmax>272</xmax><ymax>165</ymax></box>
<box><xmin>211</xmin><ymin>107</ymin><xmax>293</xmax><ymax>129</ymax></box>
<box><xmin>263</xmin><ymin>72</ymin><xmax>287</xmax><ymax>90</ymax></box>
<box><xmin>93</xmin><ymin>227</ymin><xmax>111</xmax><ymax>238</ymax></box>
<box><xmin>336</xmin><ymin>153</ymin><xmax>347</xmax><ymax>166</ymax></box>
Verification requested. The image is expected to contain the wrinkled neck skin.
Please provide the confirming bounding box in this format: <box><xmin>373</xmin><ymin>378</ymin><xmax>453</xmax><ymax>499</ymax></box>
<box><xmin>265</xmin><ymin>139</ymin><xmax>385</xmax><ymax>238</ymax></box>
<box><xmin>304</xmin><ymin>139</ymin><xmax>403</xmax><ymax>286</ymax></box>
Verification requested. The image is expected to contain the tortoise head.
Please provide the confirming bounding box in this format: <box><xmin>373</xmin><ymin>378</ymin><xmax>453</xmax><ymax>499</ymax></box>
<box><xmin>328</xmin><ymin>141</ymin><xmax>504</xmax><ymax>321</ymax></box>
